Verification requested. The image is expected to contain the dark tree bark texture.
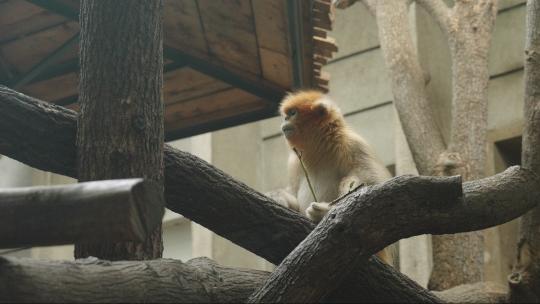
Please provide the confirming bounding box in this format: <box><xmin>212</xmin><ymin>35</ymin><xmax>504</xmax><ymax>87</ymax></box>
<box><xmin>0</xmin><ymin>256</ymin><xmax>268</xmax><ymax>303</ymax></box>
<box><xmin>0</xmin><ymin>179</ymin><xmax>163</xmax><ymax>248</ymax></box>
<box><xmin>75</xmin><ymin>0</ymin><xmax>164</xmax><ymax>260</ymax></box>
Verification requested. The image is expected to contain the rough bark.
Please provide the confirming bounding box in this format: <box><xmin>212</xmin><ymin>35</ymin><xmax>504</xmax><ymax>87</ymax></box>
<box><xmin>367</xmin><ymin>0</ymin><xmax>497</xmax><ymax>290</ymax></box>
<box><xmin>0</xmin><ymin>256</ymin><xmax>268</xmax><ymax>303</ymax></box>
<box><xmin>247</xmin><ymin>168</ymin><xmax>540</xmax><ymax>302</ymax></box>
<box><xmin>508</xmin><ymin>0</ymin><xmax>540</xmax><ymax>302</ymax></box>
<box><xmin>433</xmin><ymin>282</ymin><xmax>508</xmax><ymax>304</ymax></box>
<box><xmin>0</xmin><ymin>86</ymin><xmax>77</xmax><ymax>177</ymax></box>
<box><xmin>0</xmin><ymin>179</ymin><xmax>163</xmax><ymax>248</ymax></box>
<box><xmin>75</xmin><ymin>0</ymin><xmax>164</xmax><ymax>260</ymax></box>
<box><xmin>2</xmin><ymin>88</ymin><xmax>539</xmax><ymax>302</ymax></box>
<box><xmin>248</xmin><ymin>175</ymin><xmax>462</xmax><ymax>303</ymax></box>
<box><xmin>428</xmin><ymin>0</ymin><xmax>497</xmax><ymax>291</ymax></box>
<box><xmin>373</xmin><ymin>0</ymin><xmax>446</xmax><ymax>175</ymax></box>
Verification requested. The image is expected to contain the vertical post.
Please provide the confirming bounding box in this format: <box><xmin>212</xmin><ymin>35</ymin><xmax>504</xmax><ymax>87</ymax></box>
<box><xmin>75</xmin><ymin>0</ymin><xmax>164</xmax><ymax>260</ymax></box>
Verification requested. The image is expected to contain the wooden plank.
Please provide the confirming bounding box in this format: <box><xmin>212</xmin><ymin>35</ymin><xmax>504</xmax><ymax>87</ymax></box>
<box><xmin>164</xmin><ymin>67</ymin><xmax>231</xmax><ymax>105</ymax></box>
<box><xmin>166</xmin><ymin>99</ymin><xmax>269</xmax><ymax>133</ymax></box>
<box><xmin>251</xmin><ymin>0</ymin><xmax>289</xmax><ymax>54</ymax></box>
<box><xmin>252</xmin><ymin>0</ymin><xmax>293</xmax><ymax>88</ymax></box>
<box><xmin>198</xmin><ymin>0</ymin><xmax>261</xmax><ymax>75</ymax></box>
<box><xmin>164</xmin><ymin>0</ymin><xmax>208</xmax><ymax>56</ymax></box>
<box><xmin>0</xmin><ymin>1</ymin><xmax>66</xmax><ymax>43</ymax></box>
<box><xmin>0</xmin><ymin>179</ymin><xmax>164</xmax><ymax>248</ymax></box>
<box><xmin>164</xmin><ymin>88</ymin><xmax>262</xmax><ymax>128</ymax></box>
<box><xmin>0</xmin><ymin>0</ymin><xmax>44</xmax><ymax>28</ymax></box>
<box><xmin>259</xmin><ymin>48</ymin><xmax>292</xmax><ymax>88</ymax></box>
<box><xmin>0</xmin><ymin>21</ymin><xmax>79</xmax><ymax>73</ymax></box>
<box><xmin>20</xmin><ymin>72</ymin><xmax>78</xmax><ymax>102</ymax></box>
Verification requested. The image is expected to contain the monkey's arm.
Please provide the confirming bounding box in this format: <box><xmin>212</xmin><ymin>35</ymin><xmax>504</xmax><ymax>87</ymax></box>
<box><xmin>265</xmin><ymin>188</ymin><xmax>300</xmax><ymax>211</ymax></box>
<box><xmin>264</xmin><ymin>152</ymin><xmax>301</xmax><ymax>211</ymax></box>
<box><xmin>306</xmin><ymin>172</ymin><xmax>363</xmax><ymax>222</ymax></box>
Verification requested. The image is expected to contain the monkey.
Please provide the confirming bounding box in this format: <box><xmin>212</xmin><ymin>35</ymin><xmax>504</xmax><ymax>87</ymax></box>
<box><xmin>266</xmin><ymin>90</ymin><xmax>394</xmax><ymax>265</ymax></box>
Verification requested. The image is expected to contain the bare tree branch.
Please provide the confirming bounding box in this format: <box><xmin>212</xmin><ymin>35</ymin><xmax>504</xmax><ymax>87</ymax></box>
<box><xmin>508</xmin><ymin>0</ymin><xmax>540</xmax><ymax>301</ymax></box>
<box><xmin>249</xmin><ymin>175</ymin><xmax>462</xmax><ymax>303</ymax></box>
<box><xmin>429</xmin><ymin>0</ymin><xmax>497</xmax><ymax>290</ymax></box>
<box><xmin>373</xmin><ymin>0</ymin><xmax>447</xmax><ymax>174</ymax></box>
<box><xmin>415</xmin><ymin>0</ymin><xmax>451</xmax><ymax>35</ymax></box>
<box><xmin>0</xmin><ymin>179</ymin><xmax>163</xmax><ymax>249</ymax></box>
<box><xmin>0</xmin><ymin>256</ymin><xmax>268</xmax><ymax>303</ymax></box>
<box><xmin>434</xmin><ymin>282</ymin><xmax>507</xmax><ymax>304</ymax></box>
<box><xmin>248</xmin><ymin>167</ymin><xmax>538</xmax><ymax>302</ymax></box>
<box><xmin>445</xmin><ymin>0</ymin><xmax>497</xmax><ymax>180</ymax></box>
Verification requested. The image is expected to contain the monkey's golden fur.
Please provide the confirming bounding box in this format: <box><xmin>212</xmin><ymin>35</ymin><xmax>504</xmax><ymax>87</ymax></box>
<box><xmin>268</xmin><ymin>90</ymin><xmax>394</xmax><ymax>265</ymax></box>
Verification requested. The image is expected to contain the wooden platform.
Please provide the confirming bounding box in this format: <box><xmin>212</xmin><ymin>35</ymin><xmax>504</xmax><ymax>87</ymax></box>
<box><xmin>0</xmin><ymin>0</ymin><xmax>337</xmax><ymax>140</ymax></box>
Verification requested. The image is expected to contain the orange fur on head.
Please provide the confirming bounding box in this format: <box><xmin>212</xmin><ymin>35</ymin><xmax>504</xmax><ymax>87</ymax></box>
<box><xmin>279</xmin><ymin>90</ymin><xmax>344</xmax><ymax>150</ymax></box>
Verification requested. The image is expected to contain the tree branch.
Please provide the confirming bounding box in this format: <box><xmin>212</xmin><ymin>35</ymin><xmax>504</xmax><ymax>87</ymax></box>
<box><xmin>0</xmin><ymin>256</ymin><xmax>268</xmax><ymax>303</ymax></box>
<box><xmin>0</xmin><ymin>179</ymin><xmax>163</xmax><ymax>248</ymax></box>
<box><xmin>2</xmin><ymin>86</ymin><xmax>539</xmax><ymax>302</ymax></box>
<box><xmin>248</xmin><ymin>167</ymin><xmax>540</xmax><ymax>302</ymax></box>
<box><xmin>249</xmin><ymin>175</ymin><xmax>462</xmax><ymax>303</ymax></box>
<box><xmin>508</xmin><ymin>0</ymin><xmax>540</xmax><ymax>301</ymax></box>
<box><xmin>373</xmin><ymin>0</ymin><xmax>446</xmax><ymax>174</ymax></box>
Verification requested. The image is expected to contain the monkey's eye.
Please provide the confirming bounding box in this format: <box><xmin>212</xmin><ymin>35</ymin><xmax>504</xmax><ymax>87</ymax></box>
<box><xmin>286</xmin><ymin>108</ymin><xmax>297</xmax><ymax>119</ymax></box>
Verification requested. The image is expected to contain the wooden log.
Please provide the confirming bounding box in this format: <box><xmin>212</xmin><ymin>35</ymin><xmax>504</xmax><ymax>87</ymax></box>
<box><xmin>0</xmin><ymin>179</ymin><xmax>164</xmax><ymax>248</ymax></box>
<box><xmin>0</xmin><ymin>256</ymin><xmax>268</xmax><ymax>303</ymax></box>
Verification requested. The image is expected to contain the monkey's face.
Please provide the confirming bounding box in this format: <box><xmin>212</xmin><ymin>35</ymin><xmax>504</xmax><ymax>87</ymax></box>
<box><xmin>280</xmin><ymin>91</ymin><xmax>329</xmax><ymax>149</ymax></box>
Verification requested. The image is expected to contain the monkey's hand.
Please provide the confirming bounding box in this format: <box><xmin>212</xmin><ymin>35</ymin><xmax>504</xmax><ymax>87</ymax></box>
<box><xmin>306</xmin><ymin>202</ymin><xmax>331</xmax><ymax>223</ymax></box>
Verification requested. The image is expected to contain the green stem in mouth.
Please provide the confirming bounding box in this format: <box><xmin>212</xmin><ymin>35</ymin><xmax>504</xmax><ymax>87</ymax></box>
<box><xmin>293</xmin><ymin>148</ymin><xmax>318</xmax><ymax>202</ymax></box>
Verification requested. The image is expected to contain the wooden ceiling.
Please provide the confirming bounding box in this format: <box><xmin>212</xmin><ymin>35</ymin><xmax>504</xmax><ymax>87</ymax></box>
<box><xmin>0</xmin><ymin>0</ymin><xmax>337</xmax><ymax>140</ymax></box>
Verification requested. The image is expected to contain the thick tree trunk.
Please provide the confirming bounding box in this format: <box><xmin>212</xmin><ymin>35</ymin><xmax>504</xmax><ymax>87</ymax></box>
<box><xmin>429</xmin><ymin>0</ymin><xmax>497</xmax><ymax>290</ymax></box>
<box><xmin>0</xmin><ymin>256</ymin><xmax>268</xmax><ymax>303</ymax></box>
<box><xmin>508</xmin><ymin>0</ymin><xmax>540</xmax><ymax>302</ymax></box>
<box><xmin>366</xmin><ymin>0</ymin><xmax>497</xmax><ymax>290</ymax></box>
<box><xmin>374</xmin><ymin>0</ymin><xmax>446</xmax><ymax>175</ymax></box>
<box><xmin>75</xmin><ymin>0</ymin><xmax>164</xmax><ymax>260</ymax></box>
<box><xmin>2</xmin><ymin>86</ymin><xmax>540</xmax><ymax>302</ymax></box>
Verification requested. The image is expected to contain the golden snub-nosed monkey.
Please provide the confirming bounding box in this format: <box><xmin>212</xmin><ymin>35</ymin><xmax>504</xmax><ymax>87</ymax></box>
<box><xmin>266</xmin><ymin>90</ymin><xmax>394</xmax><ymax>265</ymax></box>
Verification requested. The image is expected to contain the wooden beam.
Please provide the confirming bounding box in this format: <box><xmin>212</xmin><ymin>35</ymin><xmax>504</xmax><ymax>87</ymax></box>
<box><xmin>286</xmin><ymin>0</ymin><xmax>306</xmax><ymax>88</ymax></box>
<box><xmin>163</xmin><ymin>47</ymin><xmax>285</xmax><ymax>104</ymax></box>
<box><xmin>27</xmin><ymin>0</ymin><xmax>78</xmax><ymax>21</ymax></box>
<box><xmin>165</xmin><ymin>105</ymin><xmax>277</xmax><ymax>141</ymax></box>
<box><xmin>11</xmin><ymin>32</ymin><xmax>79</xmax><ymax>89</ymax></box>
<box><xmin>0</xmin><ymin>178</ymin><xmax>164</xmax><ymax>248</ymax></box>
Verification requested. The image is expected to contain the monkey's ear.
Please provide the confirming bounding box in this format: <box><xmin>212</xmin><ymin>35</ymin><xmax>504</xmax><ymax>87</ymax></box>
<box><xmin>314</xmin><ymin>103</ymin><xmax>328</xmax><ymax>116</ymax></box>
